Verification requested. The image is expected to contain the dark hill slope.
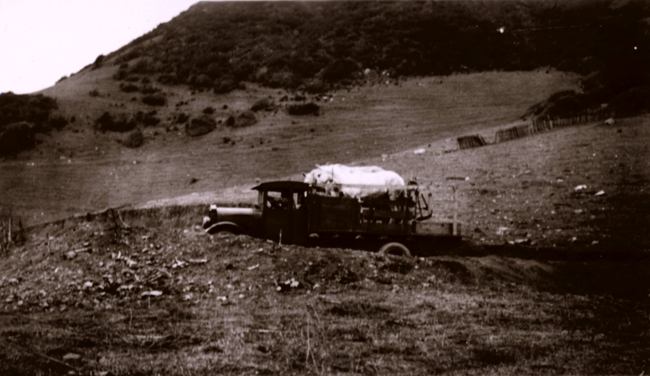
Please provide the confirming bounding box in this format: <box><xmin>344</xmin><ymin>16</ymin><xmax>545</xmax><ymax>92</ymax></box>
<box><xmin>93</xmin><ymin>0</ymin><xmax>649</xmax><ymax>93</ymax></box>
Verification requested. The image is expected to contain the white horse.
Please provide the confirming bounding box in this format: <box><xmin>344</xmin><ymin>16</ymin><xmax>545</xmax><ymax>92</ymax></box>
<box><xmin>304</xmin><ymin>164</ymin><xmax>405</xmax><ymax>199</ymax></box>
<box><xmin>303</xmin><ymin>164</ymin><xmax>386</xmax><ymax>185</ymax></box>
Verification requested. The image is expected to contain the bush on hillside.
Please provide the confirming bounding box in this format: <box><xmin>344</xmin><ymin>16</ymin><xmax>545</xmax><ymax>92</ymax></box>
<box><xmin>95</xmin><ymin>112</ymin><xmax>137</xmax><ymax>132</ymax></box>
<box><xmin>543</xmin><ymin>95</ymin><xmax>587</xmax><ymax>118</ymax></box>
<box><xmin>119</xmin><ymin>83</ymin><xmax>139</xmax><ymax>93</ymax></box>
<box><xmin>0</xmin><ymin>92</ymin><xmax>58</xmax><ymax>131</ymax></box>
<box><xmin>321</xmin><ymin>59</ymin><xmax>359</xmax><ymax>83</ymax></box>
<box><xmin>135</xmin><ymin>111</ymin><xmax>160</xmax><ymax>127</ymax></box>
<box><xmin>234</xmin><ymin>110</ymin><xmax>258</xmax><ymax>127</ymax></box>
<box><xmin>0</xmin><ymin>122</ymin><xmax>38</xmax><ymax>157</ymax></box>
<box><xmin>92</xmin><ymin>55</ymin><xmax>105</xmax><ymax>70</ymax></box>
<box><xmin>203</xmin><ymin>106</ymin><xmax>215</xmax><ymax>114</ymax></box>
<box><xmin>609</xmin><ymin>86</ymin><xmax>650</xmax><ymax>116</ymax></box>
<box><xmin>213</xmin><ymin>77</ymin><xmax>240</xmax><ymax>94</ymax></box>
<box><xmin>123</xmin><ymin>129</ymin><xmax>144</xmax><ymax>148</ymax></box>
<box><xmin>158</xmin><ymin>73</ymin><xmax>179</xmax><ymax>85</ymax></box>
<box><xmin>140</xmin><ymin>85</ymin><xmax>160</xmax><ymax>95</ymax></box>
<box><xmin>113</xmin><ymin>69</ymin><xmax>129</xmax><ymax>81</ymax></box>
<box><xmin>287</xmin><ymin>103</ymin><xmax>320</xmax><ymax>116</ymax></box>
<box><xmin>251</xmin><ymin>98</ymin><xmax>275</xmax><ymax>112</ymax></box>
<box><xmin>186</xmin><ymin>115</ymin><xmax>216</xmax><ymax>136</ymax></box>
<box><xmin>523</xmin><ymin>90</ymin><xmax>587</xmax><ymax>119</ymax></box>
<box><xmin>142</xmin><ymin>94</ymin><xmax>167</xmax><ymax>106</ymax></box>
<box><xmin>175</xmin><ymin>113</ymin><xmax>190</xmax><ymax>124</ymax></box>
<box><xmin>48</xmin><ymin>114</ymin><xmax>68</xmax><ymax>130</ymax></box>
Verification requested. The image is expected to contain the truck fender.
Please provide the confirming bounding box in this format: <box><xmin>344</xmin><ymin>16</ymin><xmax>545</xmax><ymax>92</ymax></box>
<box><xmin>204</xmin><ymin>221</ymin><xmax>245</xmax><ymax>236</ymax></box>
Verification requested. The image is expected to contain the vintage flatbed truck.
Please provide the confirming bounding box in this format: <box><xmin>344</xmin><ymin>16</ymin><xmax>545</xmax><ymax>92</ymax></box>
<box><xmin>202</xmin><ymin>181</ymin><xmax>461</xmax><ymax>257</ymax></box>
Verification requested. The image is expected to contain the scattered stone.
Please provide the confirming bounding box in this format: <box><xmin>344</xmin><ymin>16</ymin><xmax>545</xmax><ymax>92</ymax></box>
<box><xmin>141</xmin><ymin>290</ymin><xmax>163</xmax><ymax>297</ymax></box>
<box><xmin>188</xmin><ymin>258</ymin><xmax>208</xmax><ymax>264</ymax></box>
<box><xmin>62</xmin><ymin>353</ymin><xmax>81</xmax><ymax>360</ymax></box>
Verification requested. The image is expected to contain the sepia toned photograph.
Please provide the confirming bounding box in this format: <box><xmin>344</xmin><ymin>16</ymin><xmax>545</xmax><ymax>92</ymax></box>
<box><xmin>1</xmin><ymin>0</ymin><xmax>649</xmax><ymax>374</ymax></box>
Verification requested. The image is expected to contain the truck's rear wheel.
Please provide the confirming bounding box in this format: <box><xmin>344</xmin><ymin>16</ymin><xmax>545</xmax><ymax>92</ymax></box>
<box><xmin>378</xmin><ymin>242</ymin><xmax>412</xmax><ymax>257</ymax></box>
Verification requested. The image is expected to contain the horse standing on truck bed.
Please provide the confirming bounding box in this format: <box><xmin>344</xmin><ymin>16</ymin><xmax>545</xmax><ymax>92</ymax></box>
<box><xmin>303</xmin><ymin>164</ymin><xmax>405</xmax><ymax>199</ymax></box>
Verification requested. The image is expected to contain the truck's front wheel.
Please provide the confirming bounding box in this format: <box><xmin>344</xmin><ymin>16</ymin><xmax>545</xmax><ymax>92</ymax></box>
<box><xmin>378</xmin><ymin>242</ymin><xmax>412</xmax><ymax>257</ymax></box>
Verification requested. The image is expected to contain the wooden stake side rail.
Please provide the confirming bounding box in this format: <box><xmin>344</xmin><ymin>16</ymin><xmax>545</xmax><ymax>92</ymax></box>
<box><xmin>307</xmin><ymin>183</ymin><xmax>462</xmax><ymax>237</ymax></box>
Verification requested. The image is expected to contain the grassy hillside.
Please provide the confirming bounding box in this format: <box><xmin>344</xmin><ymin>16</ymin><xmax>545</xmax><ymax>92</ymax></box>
<box><xmin>1</xmin><ymin>70</ymin><xmax>579</xmax><ymax>226</ymax></box>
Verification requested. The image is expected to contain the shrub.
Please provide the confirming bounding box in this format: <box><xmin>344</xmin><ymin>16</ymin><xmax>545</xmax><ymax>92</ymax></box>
<box><xmin>89</xmin><ymin>89</ymin><xmax>100</xmax><ymax>97</ymax></box>
<box><xmin>92</xmin><ymin>54</ymin><xmax>105</xmax><ymax>70</ymax></box>
<box><xmin>0</xmin><ymin>92</ymin><xmax>58</xmax><ymax>130</ymax></box>
<box><xmin>0</xmin><ymin>122</ymin><xmax>38</xmax><ymax>157</ymax></box>
<box><xmin>231</xmin><ymin>110</ymin><xmax>258</xmax><ymax>127</ymax></box>
<box><xmin>136</xmin><ymin>111</ymin><xmax>161</xmax><ymax>127</ymax></box>
<box><xmin>213</xmin><ymin>77</ymin><xmax>239</xmax><ymax>94</ymax></box>
<box><xmin>609</xmin><ymin>86</ymin><xmax>650</xmax><ymax>116</ymax></box>
<box><xmin>321</xmin><ymin>59</ymin><xmax>359</xmax><ymax>83</ymax></box>
<box><xmin>140</xmin><ymin>85</ymin><xmax>160</xmax><ymax>95</ymax></box>
<box><xmin>544</xmin><ymin>95</ymin><xmax>586</xmax><ymax>117</ymax></box>
<box><xmin>48</xmin><ymin>114</ymin><xmax>68</xmax><ymax>130</ymax></box>
<box><xmin>203</xmin><ymin>106</ymin><xmax>215</xmax><ymax>115</ymax></box>
<box><xmin>186</xmin><ymin>115</ymin><xmax>216</xmax><ymax>136</ymax></box>
<box><xmin>119</xmin><ymin>83</ymin><xmax>139</xmax><ymax>93</ymax></box>
<box><xmin>251</xmin><ymin>98</ymin><xmax>275</xmax><ymax>112</ymax></box>
<box><xmin>287</xmin><ymin>102</ymin><xmax>320</xmax><ymax>116</ymax></box>
<box><xmin>142</xmin><ymin>93</ymin><xmax>167</xmax><ymax>106</ymax></box>
<box><xmin>95</xmin><ymin>112</ymin><xmax>137</xmax><ymax>132</ymax></box>
<box><xmin>158</xmin><ymin>73</ymin><xmax>179</xmax><ymax>85</ymax></box>
<box><xmin>176</xmin><ymin>113</ymin><xmax>190</xmax><ymax>124</ymax></box>
<box><xmin>113</xmin><ymin>69</ymin><xmax>129</xmax><ymax>81</ymax></box>
<box><xmin>194</xmin><ymin>74</ymin><xmax>213</xmax><ymax>88</ymax></box>
<box><xmin>123</xmin><ymin>129</ymin><xmax>144</xmax><ymax>148</ymax></box>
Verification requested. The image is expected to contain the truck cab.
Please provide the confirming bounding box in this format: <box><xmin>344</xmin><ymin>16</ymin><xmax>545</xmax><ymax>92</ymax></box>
<box><xmin>202</xmin><ymin>181</ymin><xmax>313</xmax><ymax>244</ymax></box>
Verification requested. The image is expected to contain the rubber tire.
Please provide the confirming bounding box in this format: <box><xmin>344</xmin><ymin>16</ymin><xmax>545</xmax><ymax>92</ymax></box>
<box><xmin>378</xmin><ymin>242</ymin><xmax>412</xmax><ymax>257</ymax></box>
<box><xmin>208</xmin><ymin>226</ymin><xmax>240</xmax><ymax>237</ymax></box>
<box><xmin>213</xmin><ymin>230</ymin><xmax>237</xmax><ymax>239</ymax></box>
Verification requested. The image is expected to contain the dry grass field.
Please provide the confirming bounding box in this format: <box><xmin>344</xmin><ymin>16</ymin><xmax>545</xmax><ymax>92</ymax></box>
<box><xmin>2</xmin><ymin>70</ymin><xmax>650</xmax><ymax>375</ymax></box>
<box><xmin>1</xmin><ymin>69</ymin><xmax>577</xmax><ymax>226</ymax></box>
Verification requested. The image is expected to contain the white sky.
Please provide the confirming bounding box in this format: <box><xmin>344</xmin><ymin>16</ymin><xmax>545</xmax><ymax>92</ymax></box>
<box><xmin>0</xmin><ymin>0</ymin><xmax>201</xmax><ymax>94</ymax></box>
